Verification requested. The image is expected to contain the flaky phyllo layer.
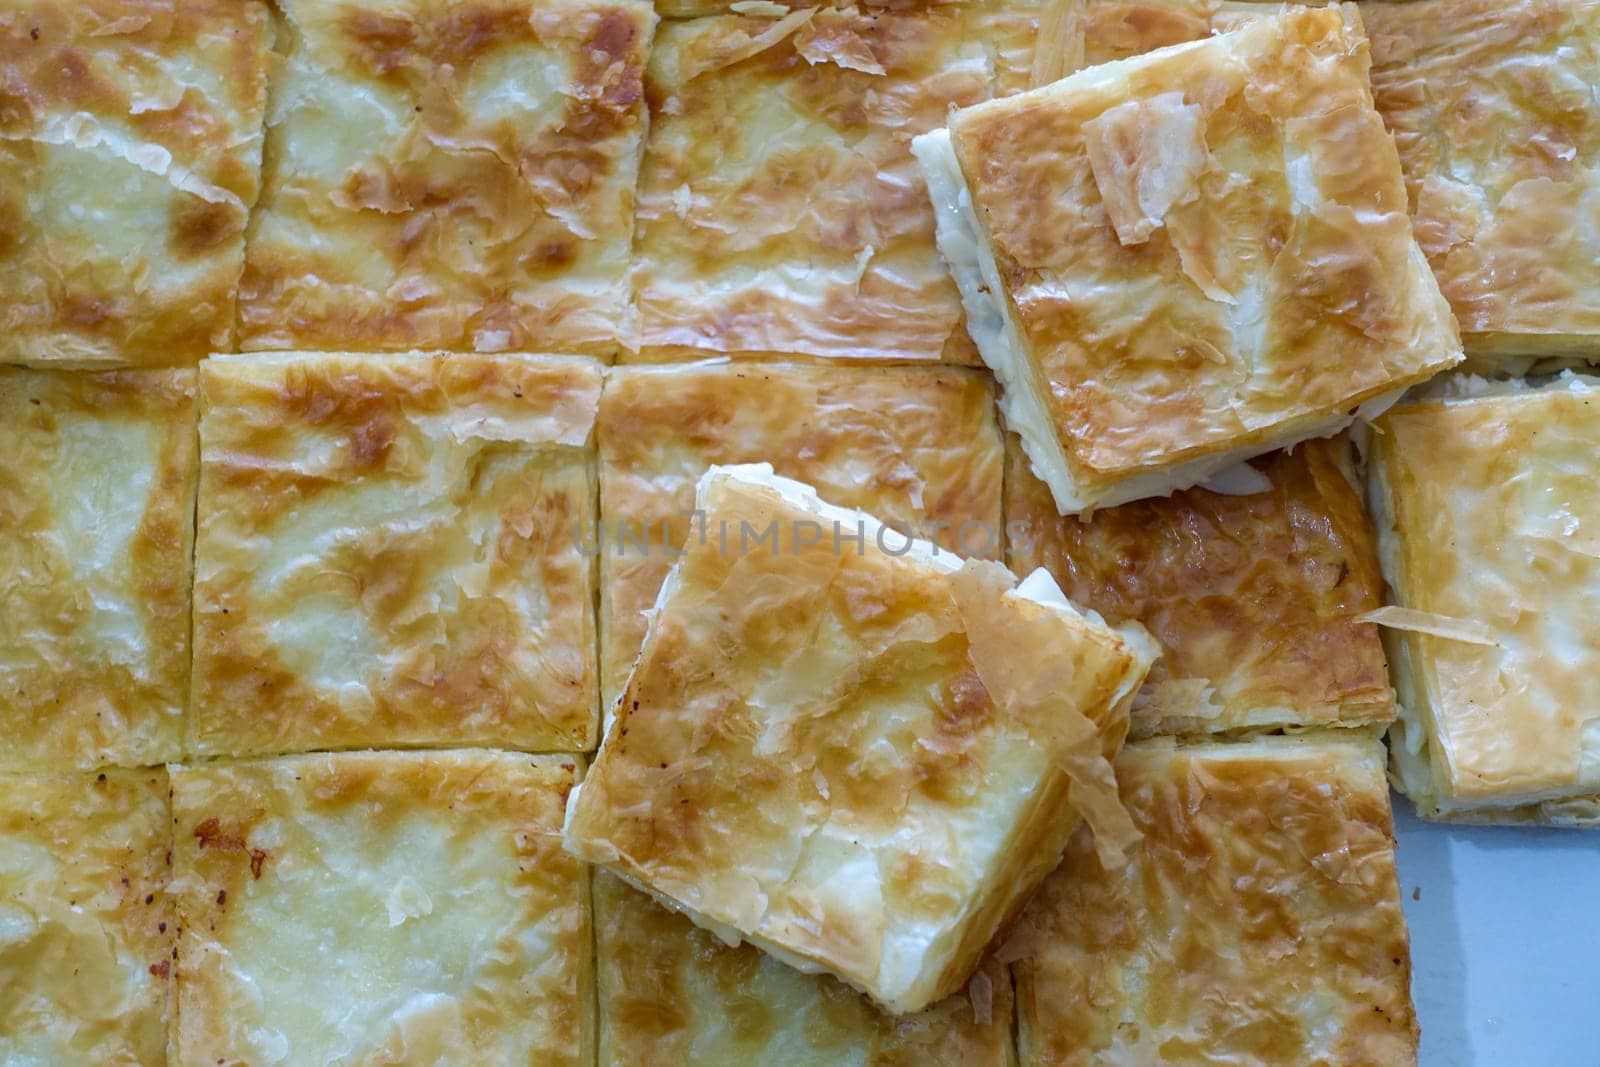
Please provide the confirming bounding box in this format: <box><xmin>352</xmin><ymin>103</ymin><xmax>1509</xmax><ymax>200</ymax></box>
<box><xmin>1369</xmin><ymin>373</ymin><xmax>1600</xmax><ymax>826</ymax></box>
<box><xmin>915</xmin><ymin>6</ymin><xmax>1460</xmax><ymax>514</ymax></box>
<box><xmin>566</xmin><ymin>464</ymin><xmax>1155</xmax><ymax>1014</ymax></box>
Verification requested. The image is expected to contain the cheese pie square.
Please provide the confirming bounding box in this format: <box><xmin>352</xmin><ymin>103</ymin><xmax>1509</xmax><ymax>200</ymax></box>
<box><xmin>597</xmin><ymin>361</ymin><xmax>1004</xmax><ymax>711</ymax></box>
<box><xmin>1370</xmin><ymin>375</ymin><xmax>1600</xmax><ymax>826</ymax></box>
<box><xmin>594</xmin><ymin>872</ymin><xmax>1014</xmax><ymax>1066</ymax></box>
<box><xmin>191</xmin><ymin>352</ymin><xmax>601</xmax><ymax>757</ymax></box>
<box><xmin>1006</xmin><ymin>433</ymin><xmax>1394</xmax><ymax>738</ymax></box>
<box><xmin>631</xmin><ymin>3</ymin><xmax>1026</xmax><ymax>364</ymax></box>
<box><xmin>171</xmin><ymin>751</ymin><xmax>591</xmax><ymax>1066</ymax></box>
<box><xmin>238</xmin><ymin>0</ymin><xmax>655</xmax><ymax>358</ymax></box>
<box><xmin>1365</xmin><ymin>0</ymin><xmax>1600</xmax><ymax>368</ymax></box>
<box><xmin>0</xmin><ymin>368</ymin><xmax>197</xmax><ymax>772</ymax></box>
<box><xmin>566</xmin><ymin>464</ymin><xmax>1155</xmax><ymax>1014</ymax></box>
<box><xmin>0</xmin><ymin>768</ymin><xmax>174</xmax><ymax>1066</ymax></box>
<box><xmin>1011</xmin><ymin>736</ymin><xmax>1417</xmax><ymax>1066</ymax></box>
<box><xmin>915</xmin><ymin>6</ymin><xmax>1461</xmax><ymax>513</ymax></box>
<box><xmin>0</xmin><ymin>0</ymin><xmax>270</xmax><ymax>368</ymax></box>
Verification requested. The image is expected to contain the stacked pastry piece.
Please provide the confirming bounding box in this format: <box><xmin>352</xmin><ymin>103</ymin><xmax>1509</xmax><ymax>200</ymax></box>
<box><xmin>0</xmin><ymin>0</ymin><xmax>1595</xmax><ymax>1064</ymax></box>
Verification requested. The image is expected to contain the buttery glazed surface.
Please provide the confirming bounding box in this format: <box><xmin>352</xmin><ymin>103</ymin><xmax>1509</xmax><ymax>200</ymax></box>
<box><xmin>633</xmin><ymin>2</ymin><xmax>1042</xmax><ymax>363</ymax></box>
<box><xmin>1012</xmin><ymin>737</ymin><xmax>1417</xmax><ymax>1066</ymax></box>
<box><xmin>0</xmin><ymin>368</ymin><xmax>197</xmax><ymax>771</ymax></box>
<box><xmin>594</xmin><ymin>873</ymin><xmax>1014</xmax><ymax>1065</ymax></box>
<box><xmin>1006</xmin><ymin>435</ymin><xmax>1393</xmax><ymax>737</ymax></box>
<box><xmin>0</xmin><ymin>0</ymin><xmax>270</xmax><ymax>367</ymax></box>
<box><xmin>944</xmin><ymin>7</ymin><xmax>1459</xmax><ymax>502</ymax></box>
<box><xmin>1023</xmin><ymin>0</ymin><xmax>1600</xmax><ymax>363</ymax></box>
<box><xmin>0</xmin><ymin>769</ymin><xmax>173</xmax><ymax>1066</ymax></box>
<box><xmin>1366</xmin><ymin>0</ymin><xmax>1600</xmax><ymax>359</ymax></box>
<box><xmin>191</xmin><ymin>352</ymin><xmax>602</xmax><ymax>756</ymax></box>
<box><xmin>1372</xmin><ymin>378</ymin><xmax>1600</xmax><ymax>821</ymax></box>
<box><xmin>171</xmin><ymin>751</ymin><xmax>590</xmax><ymax>1066</ymax></box>
<box><xmin>598</xmin><ymin>362</ymin><xmax>1003</xmax><ymax>708</ymax></box>
<box><xmin>568</xmin><ymin>467</ymin><xmax>1152</xmax><ymax>1014</ymax></box>
<box><xmin>239</xmin><ymin>0</ymin><xmax>655</xmax><ymax>357</ymax></box>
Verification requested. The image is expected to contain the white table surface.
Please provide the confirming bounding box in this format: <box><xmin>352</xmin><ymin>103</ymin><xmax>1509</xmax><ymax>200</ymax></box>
<box><xmin>1392</xmin><ymin>803</ymin><xmax>1600</xmax><ymax>1065</ymax></box>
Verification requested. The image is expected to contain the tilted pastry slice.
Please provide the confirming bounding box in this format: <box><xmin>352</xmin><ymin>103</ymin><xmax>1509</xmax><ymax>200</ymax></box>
<box><xmin>1005</xmin><ymin>432</ymin><xmax>1394</xmax><ymax>739</ymax></box>
<box><xmin>566</xmin><ymin>464</ymin><xmax>1156</xmax><ymax>1014</ymax></box>
<box><xmin>914</xmin><ymin>5</ymin><xmax>1461</xmax><ymax>514</ymax></box>
<box><xmin>1011</xmin><ymin>736</ymin><xmax>1418</xmax><ymax>1065</ymax></box>
<box><xmin>1370</xmin><ymin>374</ymin><xmax>1600</xmax><ymax>826</ymax></box>
<box><xmin>595</xmin><ymin>872</ymin><xmax>1013</xmax><ymax>1065</ymax></box>
<box><xmin>170</xmin><ymin>751</ymin><xmax>591</xmax><ymax>1065</ymax></box>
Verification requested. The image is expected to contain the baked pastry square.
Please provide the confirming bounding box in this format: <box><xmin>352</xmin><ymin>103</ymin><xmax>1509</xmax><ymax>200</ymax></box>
<box><xmin>191</xmin><ymin>352</ymin><xmax>601</xmax><ymax>756</ymax></box>
<box><xmin>598</xmin><ymin>361</ymin><xmax>1003</xmax><ymax>710</ymax></box>
<box><xmin>1006</xmin><ymin>433</ymin><xmax>1394</xmax><ymax>738</ymax></box>
<box><xmin>0</xmin><ymin>768</ymin><xmax>174</xmax><ymax>1065</ymax></box>
<box><xmin>0</xmin><ymin>367</ymin><xmax>197</xmax><ymax>771</ymax></box>
<box><xmin>594</xmin><ymin>871</ymin><xmax>1014</xmax><ymax>1065</ymax></box>
<box><xmin>238</xmin><ymin>0</ymin><xmax>655</xmax><ymax>358</ymax></box>
<box><xmin>1366</xmin><ymin>0</ymin><xmax>1600</xmax><ymax>367</ymax></box>
<box><xmin>1370</xmin><ymin>375</ymin><xmax>1600</xmax><ymax>827</ymax></box>
<box><xmin>171</xmin><ymin>751</ymin><xmax>590</xmax><ymax>1065</ymax></box>
<box><xmin>0</xmin><ymin>0</ymin><xmax>270</xmax><ymax>367</ymax></box>
<box><xmin>631</xmin><ymin>4</ymin><xmax>1013</xmax><ymax>364</ymax></box>
<box><xmin>915</xmin><ymin>5</ymin><xmax>1461</xmax><ymax>513</ymax></box>
<box><xmin>1011</xmin><ymin>736</ymin><xmax>1418</xmax><ymax>1065</ymax></box>
<box><xmin>566</xmin><ymin>464</ymin><xmax>1155</xmax><ymax>1014</ymax></box>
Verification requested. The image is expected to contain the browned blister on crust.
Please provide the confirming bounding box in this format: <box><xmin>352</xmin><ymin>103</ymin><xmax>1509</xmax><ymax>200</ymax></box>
<box><xmin>0</xmin><ymin>0</ymin><xmax>270</xmax><ymax>367</ymax></box>
<box><xmin>0</xmin><ymin>367</ymin><xmax>197</xmax><ymax>771</ymax></box>
<box><xmin>916</xmin><ymin>6</ymin><xmax>1460</xmax><ymax>513</ymax></box>
<box><xmin>632</xmin><ymin>3</ymin><xmax>1042</xmax><ymax>364</ymax></box>
<box><xmin>170</xmin><ymin>751</ymin><xmax>591</xmax><ymax>1065</ymax></box>
<box><xmin>594</xmin><ymin>872</ymin><xmax>1014</xmax><ymax>1065</ymax></box>
<box><xmin>567</xmin><ymin>465</ymin><xmax>1154</xmax><ymax>1015</ymax></box>
<box><xmin>597</xmin><ymin>361</ymin><xmax>1003</xmax><ymax>710</ymax></box>
<box><xmin>191</xmin><ymin>352</ymin><xmax>601</xmax><ymax>756</ymax></box>
<box><xmin>1365</xmin><ymin>0</ymin><xmax>1600</xmax><ymax>365</ymax></box>
<box><xmin>1371</xmin><ymin>375</ymin><xmax>1600</xmax><ymax>826</ymax></box>
<box><xmin>0</xmin><ymin>768</ymin><xmax>174</xmax><ymax>1065</ymax></box>
<box><xmin>238</xmin><ymin>0</ymin><xmax>655</xmax><ymax>357</ymax></box>
<box><xmin>1011</xmin><ymin>737</ymin><xmax>1418</xmax><ymax>1066</ymax></box>
<box><xmin>1005</xmin><ymin>433</ymin><xmax>1394</xmax><ymax>738</ymax></box>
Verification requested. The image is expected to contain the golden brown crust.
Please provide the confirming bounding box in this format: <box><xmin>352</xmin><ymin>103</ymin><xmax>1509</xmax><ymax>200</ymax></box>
<box><xmin>943</xmin><ymin>7</ymin><xmax>1460</xmax><ymax>504</ymax></box>
<box><xmin>594</xmin><ymin>872</ymin><xmax>1014</xmax><ymax>1065</ymax></box>
<box><xmin>191</xmin><ymin>352</ymin><xmax>601</xmax><ymax>756</ymax></box>
<box><xmin>0</xmin><ymin>367</ymin><xmax>197</xmax><ymax>771</ymax></box>
<box><xmin>1011</xmin><ymin>737</ymin><xmax>1417</xmax><ymax>1066</ymax></box>
<box><xmin>171</xmin><ymin>751</ymin><xmax>590</xmax><ymax>1065</ymax></box>
<box><xmin>0</xmin><ymin>768</ymin><xmax>174</xmax><ymax>1065</ymax></box>
<box><xmin>238</xmin><ymin>0</ymin><xmax>654</xmax><ymax>357</ymax></box>
<box><xmin>1365</xmin><ymin>0</ymin><xmax>1600</xmax><ymax>357</ymax></box>
<box><xmin>567</xmin><ymin>467</ymin><xmax>1152</xmax><ymax>1014</ymax></box>
<box><xmin>632</xmin><ymin>4</ymin><xmax>1027</xmax><ymax>364</ymax></box>
<box><xmin>1371</xmin><ymin>377</ymin><xmax>1600</xmax><ymax>813</ymax></box>
<box><xmin>597</xmin><ymin>361</ymin><xmax>1004</xmax><ymax>708</ymax></box>
<box><xmin>1005</xmin><ymin>434</ymin><xmax>1394</xmax><ymax>737</ymax></box>
<box><xmin>0</xmin><ymin>0</ymin><xmax>270</xmax><ymax>368</ymax></box>
<box><xmin>1056</xmin><ymin>0</ymin><xmax>1267</xmax><ymax>71</ymax></box>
